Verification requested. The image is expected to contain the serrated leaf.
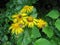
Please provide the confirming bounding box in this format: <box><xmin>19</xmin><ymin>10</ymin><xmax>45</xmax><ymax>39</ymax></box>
<box><xmin>47</xmin><ymin>9</ymin><xmax>59</xmax><ymax>19</ymax></box>
<box><xmin>34</xmin><ymin>38</ymin><xmax>52</xmax><ymax>45</ymax></box>
<box><xmin>55</xmin><ymin>19</ymin><xmax>60</xmax><ymax>31</ymax></box>
<box><xmin>42</xmin><ymin>26</ymin><xmax>54</xmax><ymax>38</ymax></box>
<box><xmin>31</xmin><ymin>26</ymin><xmax>41</xmax><ymax>39</ymax></box>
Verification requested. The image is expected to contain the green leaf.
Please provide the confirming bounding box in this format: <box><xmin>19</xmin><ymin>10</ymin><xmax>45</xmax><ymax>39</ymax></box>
<box><xmin>17</xmin><ymin>34</ymin><xmax>24</xmax><ymax>45</ymax></box>
<box><xmin>3</xmin><ymin>42</ymin><xmax>12</xmax><ymax>45</ymax></box>
<box><xmin>34</xmin><ymin>38</ymin><xmax>52</xmax><ymax>45</ymax></box>
<box><xmin>17</xmin><ymin>29</ymin><xmax>31</xmax><ymax>45</ymax></box>
<box><xmin>50</xmin><ymin>39</ymin><xmax>57</xmax><ymax>45</ymax></box>
<box><xmin>22</xmin><ymin>30</ymin><xmax>31</xmax><ymax>45</ymax></box>
<box><xmin>55</xmin><ymin>19</ymin><xmax>60</xmax><ymax>31</ymax></box>
<box><xmin>2</xmin><ymin>35</ymin><xmax>8</xmax><ymax>42</ymax></box>
<box><xmin>46</xmin><ymin>9</ymin><xmax>59</xmax><ymax>19</ymax></box>
<box><xmin>30</xmin><ymin>8</ymin><xmax>37</xmax><ymax>18</ymax></box>
<box><xmin>42</xmin><ymin>26</ymin><xmax>54</xmax><ymax>38</ymax></box>
<box><xmin>31</xmin><ymin>26</ymin><xmax>41</xmax><ymax>39</ymax></box>
<box><xmin>17</xmin><ymin>0</ymin><xmax>37</xmax><ymax>5</ymax></box>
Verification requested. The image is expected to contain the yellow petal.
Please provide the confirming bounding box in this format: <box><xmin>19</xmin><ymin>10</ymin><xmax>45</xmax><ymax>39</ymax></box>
<box><xmin>21</xmin><ymin>13</ymin><xmax>27</xmax><ymax>17</ymax></box>
<box><xmin>12</xmin><ymin>14</ymin><xmax>18</xmax><ymax>18</ymax></box>
<box><xmin>13</xmin><ymin>19</ymin><xmax>18</xmax><ymax>23</ymax></box>
<box><xmin>28</xmin><ymin>22</ymin><xmax>34</xmax><ymax>28</ymax></box>
<box><xmin>9</xmin><ymin>26</ymin><xmax>12</xmax><ymax>30</ymax></box>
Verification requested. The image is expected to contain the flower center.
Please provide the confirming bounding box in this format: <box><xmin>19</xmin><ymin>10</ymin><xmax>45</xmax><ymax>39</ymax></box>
<box><xmin>18</xmin><ymin>15</ymin><xmax>22</xmax><ymax>18</ymax></box>
<box><xmin>18</xmin><ymin>15</ymin><xmax>23</xmax><ymax>20</ymax></box>
<box><xmin>19</xmin><ymin>24</ymin><xmax>24</xmax><ymax>28</ymax></box>
<box><xmin>27</xmin><ymin>16</ymin><xmax>33</xmax><ymax>22</ymax></box>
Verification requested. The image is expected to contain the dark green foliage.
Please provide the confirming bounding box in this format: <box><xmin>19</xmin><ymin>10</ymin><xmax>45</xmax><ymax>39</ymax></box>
<box><xmin>0</xmin><ymin>0</ymin><xmax>60</xmax><ymax>45</ymax></box>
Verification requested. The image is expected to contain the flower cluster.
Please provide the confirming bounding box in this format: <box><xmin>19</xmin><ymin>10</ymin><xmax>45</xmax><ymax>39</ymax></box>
<box><xmin>9</xmin><ymin>5</ymin><xmax>47</xmax><ymax>35</ymax></box>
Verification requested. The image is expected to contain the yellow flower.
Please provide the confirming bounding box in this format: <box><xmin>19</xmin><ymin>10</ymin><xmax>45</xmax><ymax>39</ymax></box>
<box><xmin>24</xmin><ymin>16</ymin><xmax>37</xmax><ymax>28</ymax></box>
<box><xmin>9</xmin><ymin>23</ymin><xmax>24</xmax><ymax>35</ymax></box>
<box><xmin>12</xmin><ymin>13</ymin><xmax>27</xmax><ymax>23</ymax></box>
<box><xmin>37</xmin><ymin>19</ymin><xmax>47</xmax><ymax>28</ymax></box>
<box><xmin>18</xmin><ymin>20</ymin><xmax>26</xmax><ymax>28</ymax></box>
<box><xmin>20</xmin><ymin>5</ymin><xmax>33</xmax><ymax>13</ymax></box>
